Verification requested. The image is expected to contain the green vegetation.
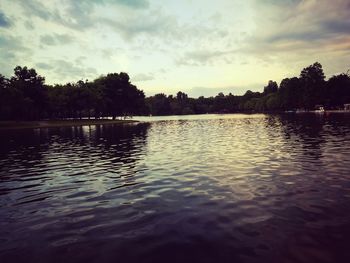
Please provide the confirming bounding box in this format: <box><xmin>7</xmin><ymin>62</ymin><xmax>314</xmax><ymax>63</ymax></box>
<box><xmin>1</xmin><ymin>62</ymin><xmax>350</xmax><ymax>121</ymax></box>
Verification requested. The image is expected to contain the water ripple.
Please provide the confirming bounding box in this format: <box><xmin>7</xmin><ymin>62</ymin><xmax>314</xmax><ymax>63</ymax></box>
<box><xmin>1</xmin><ymin>115</ymin><xmax>350</xmax><ymax>262</ymax></box>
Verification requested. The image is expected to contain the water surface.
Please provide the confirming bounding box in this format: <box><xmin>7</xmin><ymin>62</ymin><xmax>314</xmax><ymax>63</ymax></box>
<box><xmin>1</xmin><ymin>114</ymin><xmax>350</xmax><ymax>263</ymax></box>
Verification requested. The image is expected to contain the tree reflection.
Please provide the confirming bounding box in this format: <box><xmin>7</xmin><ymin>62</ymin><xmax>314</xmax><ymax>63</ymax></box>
<box><xmin>0</xmin><ymin>123</ymin><xmax>150</xmax><ymax>182</ymax></box>
<box><xmin>278</xmin><ymin>114</ymin><xmax>326</xmax><ymax>160</ymax></box>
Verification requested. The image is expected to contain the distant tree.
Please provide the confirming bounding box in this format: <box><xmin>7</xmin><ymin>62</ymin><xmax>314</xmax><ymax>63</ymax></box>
<box><xmin>2</xmin><ymin>62</ymin><xmax>350</xmax><ymax>119</ymax></box>
<box><xmin>243</xmin><ymin>90</ymin><xmax>261</xmax><ymax>100</ymax></box>
<box><xmin>45</xmin><ymin>74</ymin><xmax>145</xmax><ymax>120</ymax></box>
<box><xmin>299</xmin><ymin>62</ymin><xmax>326</xmax><ymax>109</ymax></box>
<box><xmin>194</xmin><ymin>96</ymin><xmax>213</xmax><ymax>114</ymax></box>
<box><xmin>123</xmin><ymin>84</ymin><xmax>146</xmax><ymax>117</ymax></box>
<box><xmin>93</xmin><ymin>72</ymin><xmax>145</xmax><ymax>119</ymax></box>
<box><xmin>147</xmin><ymin>93</ymin><xmax>171</xmax><ymax>115</ymax></box>
<box><xmin>226</xmin><ymin>93</ymin><xmax>238</xmax><ymax>112</ymax></box>
<box><xmin>0</xmin><ymin>74</ymin><xmax>6</xmax><ymax>87</ymax></box>
<box><xmin>176</xmin><ymin>91</ymin><xmax>188</xmax><ymax>103</ymax></box>
<box><xmin>10</xmin><ymin>66</ymin><xmax>47</xmax><ymax>120</ymax></box>
<box><xmin>169</xmin><ymin>99</ymin><xmax>182</xmax><ymax>115</ymax></box>
<box><xmin>263</xmin><ymin>80</ymin><xmax>278</xmax><ymax>95</ymax></box>
<box><xmin>243</xmin><ymin>98</ymin><xmax>258</xmax><ymax>111</ymax></box>
<box><xmin>326</xmin><ymin>73</ymin><xmax>350</xmax><ymax>108</ymax></box>
<box><xmin>0</xmin><ymin>74</ymin><xmax>11</xmax><ymax>120</ymax></box>
<box><xmin>265</xmin><ymin>93</ymin><xmax>281</xmax><ymax>110</ymax></box>
<box><xmin>239</xmin><ymin>90</ymin><xmax>262</xmax><ymax>110</ymax></box>
<box><xmin>95</xmin><ymin>73</ymin><xmax>123</xmax><ymax>119</ymax></box>
<box><xmin>279</xmin><ymin>77</ymin><xmax>301</xmax><ymax>110</ymax></box>
<box><xmin>213</xmin><ymin>92</ymin><xmax>226</xmax><ymax>112</ymax></box>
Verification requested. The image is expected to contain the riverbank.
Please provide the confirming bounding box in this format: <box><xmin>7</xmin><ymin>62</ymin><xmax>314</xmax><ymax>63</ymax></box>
<box><xmin>0</xmin><ymin>119</ymin><xmax>137</xmax><ymax>130</ymax></box>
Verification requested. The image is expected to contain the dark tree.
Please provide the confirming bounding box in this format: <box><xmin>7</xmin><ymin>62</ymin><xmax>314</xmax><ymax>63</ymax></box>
<box><xmin>263</xmin><ymin>80</ymin><xmax>278</xmax><ymax>95</ymax></box>
<box><xmin>279</xmin><ymin>77</ymin><xmax>301</xmax><ymax>110</ymax></box>
<box><xmin>326</xmin><ymin>74</ymin><xmax>350</xmax><ymax>108</ymax></box>
<box><xmin>93</xmin><ymin>72</ymin><xmax>145</xmax><ymax>119</ymax></box>
<box><xmin>147</xmin><ymin>94</ymin><xmax>171</xmax><ymax>115</ymax></box>
<box><xmin>1</xmin><ymin>62</ymin><xmax>350</xmax><ymax>120</ymax></box>
<box><xmin>299</xmin><ymin>62</ymin><xmax>326</xmax><ymax>109</ymax></box>
<box><xmin>9</xmin><ymin>66</ymin><xmax>47</xmax><ymax>120</ymax></box>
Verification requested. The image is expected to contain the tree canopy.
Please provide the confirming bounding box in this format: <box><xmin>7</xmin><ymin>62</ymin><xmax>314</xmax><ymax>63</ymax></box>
<box><xmin>0</xmin><ymin>67</ymin><xmax>145</xmax><ymax>120</ymax></box>
<box><xmin>0</xmin><ymin>62</ymin><xmax>349</xmax><ymax>120</ymax></box>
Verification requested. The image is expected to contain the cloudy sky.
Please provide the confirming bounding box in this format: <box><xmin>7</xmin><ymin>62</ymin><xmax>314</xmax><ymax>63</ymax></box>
<box><xmin>0</xmin><ymin>0</ymin><xmax>349</xmax><ymax>97</ymax></box>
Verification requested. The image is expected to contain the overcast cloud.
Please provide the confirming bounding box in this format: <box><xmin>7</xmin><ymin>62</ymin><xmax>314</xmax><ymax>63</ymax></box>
<box><xmin>0</xmin><ymin>0</ymin><xmax>349</xmax><ymax>96</ymax></box>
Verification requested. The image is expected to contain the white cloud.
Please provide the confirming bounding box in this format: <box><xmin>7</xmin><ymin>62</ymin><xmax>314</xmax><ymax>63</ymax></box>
<box><xmin>132</xmin><ymin>73</ymin><xmax>154</xmax><ymax>82</ymax></box>
<box><xmin>0</xmin><ymin>0</ymin><xmax>349</xmax><ymax>95</ymax></box>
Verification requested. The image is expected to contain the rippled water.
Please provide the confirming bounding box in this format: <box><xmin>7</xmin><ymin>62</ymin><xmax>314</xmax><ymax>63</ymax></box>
<box><xmin>1</xmin><ymin>114</ymin><xmax>350</xmax><ymax>263</ymax></box>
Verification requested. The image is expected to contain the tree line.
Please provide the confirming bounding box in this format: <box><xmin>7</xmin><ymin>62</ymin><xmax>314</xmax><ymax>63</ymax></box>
<box><xmin>0</xmin><ymin>66</ymin><xmax>146</xmax><ymax>120</ymax></box>
<box><xmin>146</xmin><ymin>62</ymin><xmax>350</xmax><ymax>115</ymax></box>
<box><xmin>1</xmin><ymin>62</ymin><xmax>350</xmax><ymax>120</ymax></box>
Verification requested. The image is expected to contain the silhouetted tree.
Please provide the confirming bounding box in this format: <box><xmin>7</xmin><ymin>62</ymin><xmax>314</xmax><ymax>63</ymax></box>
<box><xmin>325</xmin><ymin>74</ymin><xmax>350</xmax><ymax>108</ymax></box>
<box><xmin>8</xmin><ymin>66</ymin><xmax>47</xmax><ymax>120</ymax></box>
<box><xmin>147</xmin><ymin>93</ymin><xmax>171</xmax><ymax>115</ymax></box>
<box><xmin>92</xmin><ymin>72</ymin><xmax>145</xmax><ymax>119</ymax></box>
<box><xmin>299</xmin><ymin>62</ymin><xmax>326</xmax><ymax>109</ymax></box>
<box><xmin>263</xmin><ymin>80</ymin><xmax>278</xmax><ymax>95</ymax></box>
<box><xmin>1</xmin><ymin>62</ymin><xmax>350</xmax><ymax>120</ymax></box>
<box><xmin>279</xmin><ymin>77</ymin><xmax>300</xmax><ymax>110</ymax></box>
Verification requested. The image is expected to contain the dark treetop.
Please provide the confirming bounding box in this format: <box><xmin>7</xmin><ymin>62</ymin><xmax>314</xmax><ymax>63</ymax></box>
<box><xmin>0</xmin><ymin>62</ymin><xmax>350</xmax><ymax>120</ymax></box>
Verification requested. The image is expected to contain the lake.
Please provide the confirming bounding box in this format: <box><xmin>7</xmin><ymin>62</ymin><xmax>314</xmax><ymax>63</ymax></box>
<box><xmin>1</xmin><ymin>113</ymin><xmax>350</xmax><ymax>263</ymax></box>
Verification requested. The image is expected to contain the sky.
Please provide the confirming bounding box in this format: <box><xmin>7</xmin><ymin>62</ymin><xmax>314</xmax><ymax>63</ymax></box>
<box><xmin>0</xmin><ymin>0</ymin><xmax>349</xmax><ymax>97</ymax></box>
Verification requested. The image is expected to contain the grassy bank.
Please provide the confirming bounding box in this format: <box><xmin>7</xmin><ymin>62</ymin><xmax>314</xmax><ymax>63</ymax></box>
<box><xmin>0</xmin><ymin>119</ymin><xmax>137</xmax><ymax>130</ymax></box>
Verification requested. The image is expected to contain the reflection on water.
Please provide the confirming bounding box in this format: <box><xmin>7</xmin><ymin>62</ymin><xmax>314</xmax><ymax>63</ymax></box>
<box><xmin>1</xmin><ymin>114</ymin><xmax>350</xmax><ymax>263</ymax></box>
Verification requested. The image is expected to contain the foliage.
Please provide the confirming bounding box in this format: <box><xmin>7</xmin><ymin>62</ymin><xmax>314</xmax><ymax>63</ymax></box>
<box><xmin>0</xmin><ymin>67</ymin><xmax>145</xmax><ymax>120</ymax></box>
<box><xmin>1</xmin><ymin>62</ymin><xmax>350</xmax><ymax>120</ymax></box>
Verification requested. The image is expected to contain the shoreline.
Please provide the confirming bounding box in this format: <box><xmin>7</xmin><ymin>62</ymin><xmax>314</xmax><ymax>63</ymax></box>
<box><xmin>0</xmin><ymin>119</ymin><xmax>138</xmax><ymax>130</ymax></box>
<box><xmin>1</xmin><ymin>111</ymin><xmax>350</xmax><ymax>130</ymax></box>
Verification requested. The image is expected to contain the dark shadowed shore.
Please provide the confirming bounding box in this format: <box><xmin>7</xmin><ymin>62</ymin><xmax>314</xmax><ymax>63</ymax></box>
<box><xmin>0</xmin><ymin>119</ymin><xmax>137</xmax><ymax>130</ymax></box>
